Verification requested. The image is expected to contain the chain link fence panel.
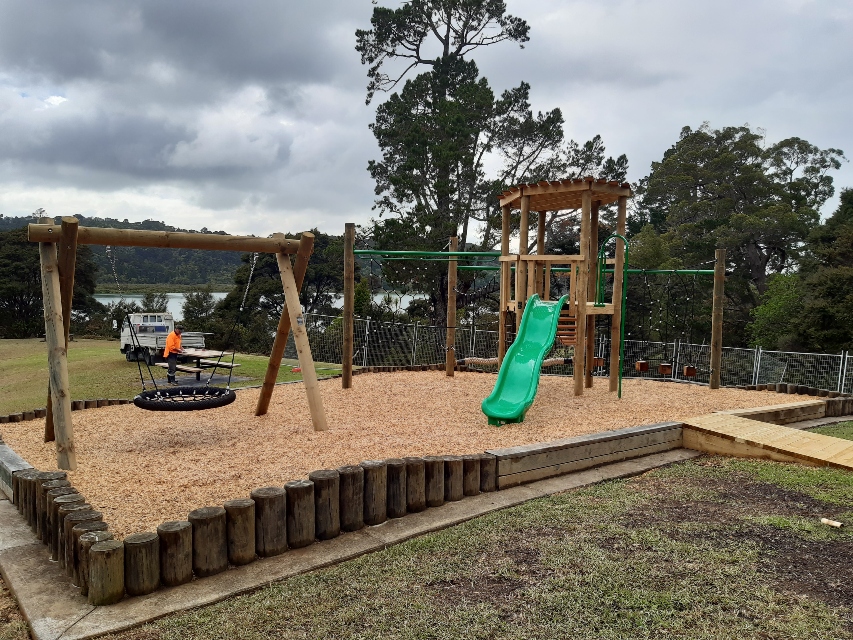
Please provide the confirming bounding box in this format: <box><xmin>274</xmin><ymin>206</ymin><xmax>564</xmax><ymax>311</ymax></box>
<box><xmin>284</xmin><ymin>313</ymin><xmax>852</xmax><ymax>391</ymax></box>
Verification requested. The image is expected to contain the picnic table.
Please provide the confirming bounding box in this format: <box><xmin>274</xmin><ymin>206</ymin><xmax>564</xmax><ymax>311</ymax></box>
<box><xmin>154</xmin><ymin>348</ymin><xmax>240</xmax><ymax>381</ymax></box>
<box><xmin>182</xmin><ymin>348</ymin><xmax>240</xmax><ymax>379</ymax></box>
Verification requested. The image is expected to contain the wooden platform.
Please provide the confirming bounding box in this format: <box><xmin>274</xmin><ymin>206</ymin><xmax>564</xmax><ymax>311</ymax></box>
<box><xmin>683</xmin><ymin>413</ymin><xmax>853</xmax><ymax>470</ymax></box>
<box><xmin>713</xmin><ymin>399</ymin><xmax>825</xmax><ymax>425</ymax></box>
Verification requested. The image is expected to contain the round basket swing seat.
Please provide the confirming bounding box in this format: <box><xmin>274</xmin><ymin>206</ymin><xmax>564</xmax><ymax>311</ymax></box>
<box><xmin>133</xmin><ymin>386</ymin><xmax>236</xmax><ymax>412</ymax></box>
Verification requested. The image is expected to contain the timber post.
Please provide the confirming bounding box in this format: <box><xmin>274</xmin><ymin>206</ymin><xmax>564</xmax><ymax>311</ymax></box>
<box><xmin>39</xmin><ymin>239</ymin><xmax>76</xmax><ymax>470</ymax></box>
<box><xmin>609</xmin><ymin>196</ymin><xmax>628</xmax><ymax>392</ymax></box>
<box><xmin>337</xmin><ymin>465</ymin><xmax>364</xmax><ymax>532</ymax></box>
<box><xmin>342</xmin><ymin>223</ymin><xmax>355</xmax><ymax>388</ymax></box>
<box><xmin>123</xmin><ymin>532</ymin><xmax>160</xmax><ymax>596</ymax></box>
<box><xmin>285</xmin><ymin>479</ymin><xmax>315</xmax><ymax>548</ymax></box>
<box><xmin>156</xmin><ymin>521</ymin><xmax>192</xmax><ymax>587</ymax></box>
<box><xmin>188</xmin><ymin>506</ymin><xmax>228</xmax><ymax>578</ymax></box>
<box><xmin>88</xmin><ymin>540</ymin><xmax>124</xmax><ymax>606</ymax></box>
<box><xmin>250</xmin><ymin>487</ymin><xmax>287</xmax><ymax>557</ymax></box>
<box><xmin>37</xmin><ymin>216</ymin><xmax>57</xmax><ymax>443</ymax></box>
<box><xmin>404</xmin><ymin>457</ymin><xmax>426</xmax><ymax>512</ymax></box>
<box><xmin>443</xmin><ymin>456</ymin><xmax>463</xmax><ymax>502</ymax></box>
<box><xmin>278</xmin><ymin>253</ymin><xmax>328</xmax><ymax>430</ymax></box>
<box><xmin>709</xmin><ymin>248</ymin><xmax>726</xmax><ymax>389</ymax></box>
<box><xmin>585</xmin><ymin>202</ymin><xmax>600</xmax><ymax>388</ymax></box>
<box><xmin>223</xmin><ymin>498</ymin><xmax>256</xmax><ymax>566</ymax></box>
<box><xmin>309</xmin><ymin>469</ymin><xmax>341</xmax><ymax>540</ymax></box>
<box><xmin>445</xmin><ymin>236</ymin><xmax>458</xmax><ymax>376</ymax></box>
<box><xmin>516</xmin><ymin>196</ymin><xmax>530</xmax><ymax>327</ymax></box>
<box><xmin>386</xmin><ymin>458</ymin><xmax>407</xmax><ymax>519</ymax></box>
<box><xmin>255</xmin><ymin>232</ymin><xmax>315</xmax><ymax>416</ymax></box>
<box><xmin>573</xmin><ymin>191</ymin><xmax>592</xmax><ymax>397</ymax></box>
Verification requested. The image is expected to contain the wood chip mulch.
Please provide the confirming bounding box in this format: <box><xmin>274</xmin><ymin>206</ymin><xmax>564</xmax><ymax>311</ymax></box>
<box><xmin>0</xmin><ymin>373</ymin><xmax>802</xmax><ymax>538</ymax></box>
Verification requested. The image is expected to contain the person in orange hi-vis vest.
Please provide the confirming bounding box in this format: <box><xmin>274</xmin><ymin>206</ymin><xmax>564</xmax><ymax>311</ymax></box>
<box><xmin>163</xmin><ymin>324</ymin><xmax>185</xmax><ymax>385</ymax></box>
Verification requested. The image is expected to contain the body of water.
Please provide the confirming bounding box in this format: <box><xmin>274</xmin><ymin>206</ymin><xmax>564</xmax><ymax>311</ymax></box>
<box><xmin>94</xmin><ymin>293</ymin><xmax>228</xmax><ymax>320</ymax></box>
<box><xmin>94</xmin><ymin>291</ymin><xmax>427</xmax><ymax>320</ymax></box>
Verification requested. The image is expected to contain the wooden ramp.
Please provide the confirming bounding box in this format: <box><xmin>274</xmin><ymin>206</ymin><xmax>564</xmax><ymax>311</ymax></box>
<box><xmin>684</xmin><ymin>413</ymin><xmax>853</xmax><ymax>470</ymax></box>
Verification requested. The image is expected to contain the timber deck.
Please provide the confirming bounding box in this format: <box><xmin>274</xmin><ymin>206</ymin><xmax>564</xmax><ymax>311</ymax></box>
<box><xmin>683</xmin><ymin>413</ymin><xmax>853</xmax><ymax>470</ymax></box>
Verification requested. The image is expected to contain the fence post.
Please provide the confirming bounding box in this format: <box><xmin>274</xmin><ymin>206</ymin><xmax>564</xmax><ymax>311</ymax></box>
<box><xmin>470</xmin><ymin>325</ymin><xmax>477</xmax><ymax>360</ymax></box>
<box><xmin>410</xmin><ymin>322</ymin><xmax>418</xmax><ymax>367</ymax></box>
<box><xmin>709</xmin><ymin>248</ymin><xmax>726</xmax><ymax>389</ymax></box>
<box><xmin>362</xmin><ymin>318</ymin><xmax>370</xmax><ymax>368</ymax></box>
<box><xmin>751</xmin><ymin>347</ymin><xmax>761</xmax><ymax>386</ymax></box>
<box><xmin>674</xmin><ymin>339</ymin><xmax>681</xmax><ymax>382</ymax></box>
<box><xmin>841</xmin><ymin>351</ymin><xmax>849</xmax><ymax>394</ymax></box>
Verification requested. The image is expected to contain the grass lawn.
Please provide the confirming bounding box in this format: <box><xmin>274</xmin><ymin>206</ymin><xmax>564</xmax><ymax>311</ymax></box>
<box><xmin>52</xmin><ymin>455</ymin><xmax>849</xmax><ymax>639</ymax></box>
<box><xmin>0</xmin><ymin>339</ymin><xmax>341</xmax><ymax>415</ymax></box>
<box><xmin>810</xmin><ymin>420</ymin><xmax>853</xmax><ymax>441</ymax></box>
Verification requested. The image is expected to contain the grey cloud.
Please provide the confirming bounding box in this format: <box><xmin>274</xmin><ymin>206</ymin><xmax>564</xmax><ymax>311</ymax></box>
<box><xmin>0</xmin><ymin>1</ymin><xmax>363</xmax><ymax>88</ymax></box>
<box><xmin>0</xmin><ymin>0</ymin><xmax>851</xmax><ymax>235</ymax></box>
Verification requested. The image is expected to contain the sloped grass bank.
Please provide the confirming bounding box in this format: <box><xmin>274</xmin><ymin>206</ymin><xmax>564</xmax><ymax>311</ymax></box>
<box><xmin>0</xmin><ymin>339</ymin><xmax>340</xmax><ymax>415</ymax></box>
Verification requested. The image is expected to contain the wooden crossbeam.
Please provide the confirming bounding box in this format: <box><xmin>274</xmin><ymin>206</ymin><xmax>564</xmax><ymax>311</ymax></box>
<box><xmin>29</xmin><ymin>224</ymin><xmax>300</xmax><ymax>254</ymax></box>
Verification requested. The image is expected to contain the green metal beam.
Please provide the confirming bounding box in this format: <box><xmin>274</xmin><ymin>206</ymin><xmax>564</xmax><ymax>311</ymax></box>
<box><xmin>457</xmin><ymin>265</ymin><xmax>713</xmax><ymax>275</ymax></box>
<box><xmin>457</xmin><ymin>265</ymin><xmax>574</xmax><ymax>273</ymax></box>
<box><xmin>604</xmin><ymin>269</ymin><xmax>715</xmax><ymax>275</ymax></box>
<box><xmin>353</xmin><ymin>249</ymin><xmax>500</xmax><ymax>258</ymax></box>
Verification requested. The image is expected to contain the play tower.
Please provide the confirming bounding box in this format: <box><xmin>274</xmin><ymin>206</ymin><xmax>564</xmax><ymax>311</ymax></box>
<box><xmin>495</xmin><ymin>177</ymin><xmax>632</xmax><ymax>397</ymax></box>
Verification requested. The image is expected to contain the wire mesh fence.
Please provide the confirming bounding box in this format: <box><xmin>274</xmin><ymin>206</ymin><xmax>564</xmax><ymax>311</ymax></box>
<box><xmin>284</xmin><ymin>313</ymin><xmax>852</xmax><ymax>392</ymax></box>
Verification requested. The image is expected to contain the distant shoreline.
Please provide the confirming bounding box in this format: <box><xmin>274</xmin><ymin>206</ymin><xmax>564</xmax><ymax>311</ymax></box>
<box><xmin>95</xmin><ymin>283</ymin><xmax>233</xmax><ymax>294</ymax></box>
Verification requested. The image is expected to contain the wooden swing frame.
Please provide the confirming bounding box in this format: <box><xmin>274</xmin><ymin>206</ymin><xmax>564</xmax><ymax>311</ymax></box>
<box><xmin>29</xmin><ymin>219</ymin><xmax>328</xmax><ymax>471</ymax></box>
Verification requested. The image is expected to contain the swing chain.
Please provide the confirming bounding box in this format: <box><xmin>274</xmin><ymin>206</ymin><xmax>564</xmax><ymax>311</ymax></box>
<box><xmin>106</xmin><ymin>246</ymin><xmax>126</xmax><ymax>305</ymax></box>
<box><xmin>239</xmin><ymin>253</ymin><xmax>258</xmax><ymax>312</ymax></box>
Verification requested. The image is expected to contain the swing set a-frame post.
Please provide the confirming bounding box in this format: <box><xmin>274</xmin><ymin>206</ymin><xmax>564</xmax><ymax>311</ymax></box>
<box><xmin>29</xmin><ymin>222</ymin><xmax>328</xmax><ymax>469</ymax></box>
<box><xmin>254</xmin><ymin>232</ymin><xmax>316</xmax><ymax>417</ymax></box>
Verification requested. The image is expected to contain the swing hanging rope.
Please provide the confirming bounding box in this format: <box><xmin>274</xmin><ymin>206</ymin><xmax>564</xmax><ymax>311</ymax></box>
<box><xmin>132</xmin><ymin>252</ymin><xmax>259</xmax><ymax>411</ymax></box>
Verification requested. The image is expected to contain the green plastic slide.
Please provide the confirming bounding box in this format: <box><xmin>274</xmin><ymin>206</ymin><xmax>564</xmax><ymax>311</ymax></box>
<box><xmin>482</xmin><ymin>293</ymin><xmax>569</xmax><ymax>425</ymax></box>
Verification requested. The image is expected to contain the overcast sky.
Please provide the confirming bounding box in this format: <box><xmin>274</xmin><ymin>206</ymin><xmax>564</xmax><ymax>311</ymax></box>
<box><xmin>0</xmin><ymin>0</ymin><xmax>850</xmax><ymax>238</ymax></box>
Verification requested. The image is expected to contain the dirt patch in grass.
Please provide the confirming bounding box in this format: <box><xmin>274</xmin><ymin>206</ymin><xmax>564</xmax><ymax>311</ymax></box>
<box><xmin>616</xmin><ymin>463</ymin><xmax>853</xmax><ymax>613</ymax></box>
<box><xmin>766</xmin><ymin>534</ymin><xmax>853</xmax><ymax>610</ymax></box>
<box><xmin>623</xmin><ymin>471</ymin><xmax>831</xmax><ymax>527</ymax></box>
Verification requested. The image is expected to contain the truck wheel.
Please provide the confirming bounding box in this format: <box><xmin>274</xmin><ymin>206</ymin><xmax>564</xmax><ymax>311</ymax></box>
<box><xmin>146</xmin><ymin>350</ymin><xmax>159</xmax><ymax>366</ymax></box>
<box><xmin>125</xmin><ymin>347</ymin><xmax>133</xmax><ymax>362</ymax></box>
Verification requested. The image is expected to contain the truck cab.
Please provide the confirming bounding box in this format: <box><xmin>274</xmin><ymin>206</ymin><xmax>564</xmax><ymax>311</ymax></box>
<box><xmin>120</xmin><ymin>313</ymin><xmax>206</xmax><ymax>364</ymax></box>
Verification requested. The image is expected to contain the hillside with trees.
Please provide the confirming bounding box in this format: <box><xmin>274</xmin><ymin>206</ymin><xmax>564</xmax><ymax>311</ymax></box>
<box><xmin>0</xmin><ymin>215</ymin><xmax>242</xmax><ymax>287</ymax></box>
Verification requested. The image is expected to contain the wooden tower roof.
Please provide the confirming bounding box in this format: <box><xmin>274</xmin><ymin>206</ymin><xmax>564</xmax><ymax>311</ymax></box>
<box><xmin>499</xmin><ymin>177</ymin><xmax>632</xmax><ymax>211</ymax></box>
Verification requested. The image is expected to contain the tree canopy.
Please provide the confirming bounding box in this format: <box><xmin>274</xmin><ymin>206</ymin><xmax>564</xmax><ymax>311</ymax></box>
<box><xmin>0</xmin><ymin>226</ymin><xmax>101</xmax><ymax>338</ymax></box>
<box><xmin>356</xmin><ymin>0</ymin><xmax>529</xmax><ymax>104</ymax></box>
<box><xmin>358</xmin><ymin>1</ymin><xmax>626</xmax><ymax>324</ymax></box>
<box><xmin>633</xmin><ymin>124</ymin><xmax>845</xmax><ymax>343</ymax></box>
